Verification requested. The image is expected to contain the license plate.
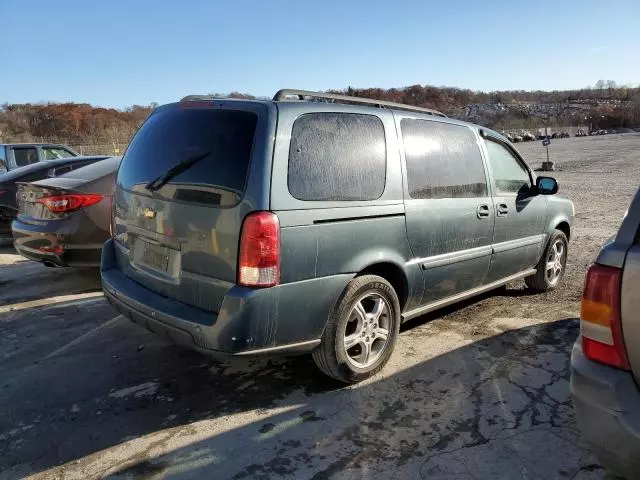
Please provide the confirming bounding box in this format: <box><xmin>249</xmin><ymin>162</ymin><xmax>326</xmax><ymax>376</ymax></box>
<box><xmin>141</xmin><ymin>243</ymin><xmax>169</xmax><ymax>272</ymax></box>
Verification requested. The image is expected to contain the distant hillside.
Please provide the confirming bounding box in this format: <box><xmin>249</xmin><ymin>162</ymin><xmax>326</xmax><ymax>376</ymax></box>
<box><xmin>1</xmin><ymin>82</ymin><xmax>638</xmax><ymax>154</ymax></box>
<box><xmin>331</xmin><ymin>84</ymin><xmax>640</xmax><ymax>130</ymax></box>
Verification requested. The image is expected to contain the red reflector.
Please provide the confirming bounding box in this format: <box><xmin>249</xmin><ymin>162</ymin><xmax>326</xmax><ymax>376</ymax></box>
<box><xmin>582</xmin><ymin>337</ymin><xmax>629</xmax><ymax>370</ymax></box>
<box><xmin>580</xmin><ymin>263</ymin><xmax>630</xmax><ymax>370</ymax></box>
<box><xmin>238</xmin><ymin>211</ymin><xmax>280</xmax><ymax>288</ymax></box>
<box><xmin>39</xmin><ymin>245</ymin><xmax>64</xmax><ymax>255</ymax></box>
<box><xmin>37</xmin><ymin>194</ymin><xmax>103</xmax><ymax>213</ymax></box>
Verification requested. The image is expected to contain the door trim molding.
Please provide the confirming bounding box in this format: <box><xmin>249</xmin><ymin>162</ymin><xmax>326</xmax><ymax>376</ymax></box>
<box><xmin>402</xmin><ymin>268</ymin><xmax>537</xmax><ymax>321</ymax></box>
<box><xmin>407</xmin><ymin>245</ymin><xmax>492</xmax><ymax>270</ymax></box>
<box><xmin>492</xmin><ymin>234</ymin><xmax>546</xmax><ymax>253</ymax></box>
<box><xmin>405</xmin><ymin>234</ymin><xmax>546</xmax><ymax>270</ymax></box>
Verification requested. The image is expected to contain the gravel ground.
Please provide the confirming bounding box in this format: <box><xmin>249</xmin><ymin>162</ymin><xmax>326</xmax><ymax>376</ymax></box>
<box><xmin>0</xmin><ymin>133</ymin><xmax>638</xmax><ymax>480</ymax></box>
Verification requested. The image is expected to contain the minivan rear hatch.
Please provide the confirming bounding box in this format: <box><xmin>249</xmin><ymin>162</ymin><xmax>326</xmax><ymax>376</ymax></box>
<box><xmin>112</xmin><ymin>102</ymin><xmax>263</xmax><ymax>313</ymax></box>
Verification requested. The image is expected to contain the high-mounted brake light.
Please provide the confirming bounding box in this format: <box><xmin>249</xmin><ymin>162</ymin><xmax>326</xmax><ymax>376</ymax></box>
<box><xmin>238</xmin><ymin>211</ymin><xmax>280</xmax><ymax>288</ymax></box>
<box><xmin>37</xmin><ymin>194</ymin><xmax>103</xmax><ymax>213</ymax></box>
<box><xmin>580</xmin><ymin>263</ymin><xmax>630</xmax><ymax>370</ymax></box>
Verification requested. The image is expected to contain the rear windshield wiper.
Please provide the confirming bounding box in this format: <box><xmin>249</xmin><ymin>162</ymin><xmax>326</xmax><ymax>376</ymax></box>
<box><xmin>145</xmin><ymin>150</ymin><xmax>211</xmax><ymax>192</ymax></box>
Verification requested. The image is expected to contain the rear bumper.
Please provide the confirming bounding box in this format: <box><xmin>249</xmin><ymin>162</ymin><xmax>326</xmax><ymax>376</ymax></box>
<box><xmin>571</xmin><ymin>341</ymin><xmax>640</xmax><ymax>479</ymax></box>
<box><xmin>101</xmin><ymin>238</ymin><xmax>351</xmax><ymax>356</ymax></box>
<box><xmin>11</xmin><ymin>218</ymin><xmax>104</xmax><ymax>267</ymax></box>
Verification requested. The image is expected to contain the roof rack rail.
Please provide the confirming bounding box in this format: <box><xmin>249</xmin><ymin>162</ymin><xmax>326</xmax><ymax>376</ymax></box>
<box><xmin>272</xmin><ymin>89</ymin><xmax>447</xmax><ymax>117</ymax></box>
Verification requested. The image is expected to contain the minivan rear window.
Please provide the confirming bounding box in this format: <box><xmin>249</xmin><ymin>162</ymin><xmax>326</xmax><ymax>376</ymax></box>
<box><xmin>117</xmin><ymin>106</ymin><xmax>257</xmax><ymax>207</ymax></box>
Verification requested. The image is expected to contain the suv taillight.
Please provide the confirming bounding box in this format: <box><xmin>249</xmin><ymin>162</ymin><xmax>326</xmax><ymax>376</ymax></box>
<box><xmin>580</xmin><ymin>263</ymin><xmax>630</xmax><ymax>370</ymax></box>
<box><xmin>238</xmin><ymin>211</ymin><xmax>280</xmax><ymax>288</ymax></box>
<box><xmin>37</xmin><ymin>194</ymin><xmax>103</xmax><ymax>213</ymax></box>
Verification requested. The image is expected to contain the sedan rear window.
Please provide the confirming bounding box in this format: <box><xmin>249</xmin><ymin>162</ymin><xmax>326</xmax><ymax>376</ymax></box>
<box><xmin>117</xmin><ymin>106</ymin><xmax>257</xmax><ymax>206</ymax></box>
<box><xmin>0</xmin><ymin>147</ymin><xmax>7</xmax><ymax>173</ymax></box>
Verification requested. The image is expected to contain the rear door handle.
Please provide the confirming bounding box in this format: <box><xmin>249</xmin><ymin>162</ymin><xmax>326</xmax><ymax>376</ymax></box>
<box><xmin>477</xmin><ymin>204</ymin><xmax>490</xmax><ymax>218</ymax></box>
<box><xmin>497</xmin><ymin>203</ymin><xmax>509</xmax><ymax>216</ymax></box>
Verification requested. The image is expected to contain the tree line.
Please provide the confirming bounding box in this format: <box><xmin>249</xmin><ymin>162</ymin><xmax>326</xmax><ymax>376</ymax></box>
<box><xmin>1</xmin><ymin>82</ymin><xmax>639</xmax><ymax>147</ymax></box>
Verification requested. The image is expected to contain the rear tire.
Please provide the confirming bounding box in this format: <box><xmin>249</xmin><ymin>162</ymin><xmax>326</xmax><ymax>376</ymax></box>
<box><xmin>312</xmin><ymin>275</ymin><xmax>400</xmax><ymax>384</ymax></box>
<box><xmin>525</xmin><ymin>230</ymin><xmax>568</xmax><ymax>292</ymax></box>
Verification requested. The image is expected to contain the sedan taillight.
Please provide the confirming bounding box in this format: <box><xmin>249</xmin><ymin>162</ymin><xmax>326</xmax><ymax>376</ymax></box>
<box><xmin>37</xmin><ymin>194</ymin><xmax>104</xmax><ymax>214</ymax></box>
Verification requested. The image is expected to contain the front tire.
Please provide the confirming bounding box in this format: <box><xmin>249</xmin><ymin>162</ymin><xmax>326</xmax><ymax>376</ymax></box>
<box><xmin>312</xmin><ymin>275</ymin><xmax>400</xmax><ymax>384</ymax></box>
<box><xmin>525</xmin><ymin>230</ymin><xmax>568</xmax><ymax>292</ymax></box>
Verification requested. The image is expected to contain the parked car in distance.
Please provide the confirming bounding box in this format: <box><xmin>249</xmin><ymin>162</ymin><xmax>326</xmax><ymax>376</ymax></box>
<box><xmin>571</xmin><ymin>187</ymin><xmax>640</xmax><ymax>479</ymax></box>
<box><xmin>12</xmin><ymin>156</ymin><xmax>121</xmax><ymax>267</ymax></box>
<box><xmin>101</xmin><ymin>90</ymin><xmax>574</xmax><ymax>383</ymax></box>
<box><xmin>0</xmin><ymin>143</ymin><xmax>79</xmax><ymax>173</ymax></box>
<box><xmin>1</xmin><ymin>156</ymin><xmax>109</xmax><ymax>245</ymax></box>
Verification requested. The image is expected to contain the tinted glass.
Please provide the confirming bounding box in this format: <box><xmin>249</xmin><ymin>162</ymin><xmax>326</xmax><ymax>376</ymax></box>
<box><xmin>14</xmin><ymin>148</ymin><xmax>38</xmax><ymax>167</ymax></box>
<box><xmin>118</xmin><ymin>106</ymin><xmax>257</xmax><ymax>206</ymax></box>
<box><xmin>0</xmin><ymin>147</ymin><xmax>6</xmax><ymax>173</ymax></box>
<box><xmin>484</xmin><ymin>139</ymin><xmax>531</xmax><ymax>194</ymax></box>
<box><xmin>288</xmin><ymin>113</ymin><xmax>386</xmax><ymax>201</ymax></box>
<box><xmin>52</xmin><ymin>165</ymin><xmax>74</xmax><ymax>176</ymax></box>
<box><xmin>43</xmin><ymin>147</ymin><xmax>75</xmax><ymax>159</ymax></box>
<box><xmin>401</xmin><ymin>119</ymin><xmax>487</xmax><ymax>199</ymax></box>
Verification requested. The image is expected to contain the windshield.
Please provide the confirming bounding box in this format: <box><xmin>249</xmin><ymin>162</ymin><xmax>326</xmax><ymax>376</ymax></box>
<box><xmin>117</xmin><ymin>106</ymin><xmax>257</xmax><ymax>206</ymax></box>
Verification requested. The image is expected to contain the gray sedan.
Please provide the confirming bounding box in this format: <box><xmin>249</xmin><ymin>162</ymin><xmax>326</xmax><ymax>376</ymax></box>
<box><xmin>12</xmin><ymin>156</ymin><xmax>121</xmax><ymax>267</ymax></box>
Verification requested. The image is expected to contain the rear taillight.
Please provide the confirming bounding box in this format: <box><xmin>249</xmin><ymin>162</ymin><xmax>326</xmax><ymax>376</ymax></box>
<box><xmin>37</xmin><ymin>194</ymin><xmax>103</xmax><ymax>214</ymax></box>
<box><xmin>580</xmin><ymin>263</ymin><xmax>630</xmax><ymax>370</ymax></box>
<box><xmin>238</xmin><ymin>211</ymin><xmax>280</xmax><ymax>288</ymax></box>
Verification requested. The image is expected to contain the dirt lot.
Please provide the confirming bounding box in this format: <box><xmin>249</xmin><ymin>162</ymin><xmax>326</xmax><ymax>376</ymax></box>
<box><xmin>1</xmin><ymin>133</ymin><xmax>638</xmax><ymax>480</ymax></box>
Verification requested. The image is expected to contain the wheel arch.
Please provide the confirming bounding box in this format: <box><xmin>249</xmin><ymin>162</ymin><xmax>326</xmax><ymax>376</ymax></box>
<box><xmin>357</xmin><ymin>261</ymin><xmax>409</xmax><ymax>311</ymax></box>
<box><xmin>555</xmin><ymin>220</ymin><xmax>571</xmax><ymax>241</ymax></box>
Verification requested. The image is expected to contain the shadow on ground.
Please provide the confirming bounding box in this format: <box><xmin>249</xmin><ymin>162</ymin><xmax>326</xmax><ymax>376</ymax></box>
<box><xmin>0</xmin><ymin>246</ymin><xmax>101</xmax><ymax>306</ymax></box>
<box><xmin>0</xmin><ymin>303</ymin><xmax>601</xmax><ymax>479</ymax></box>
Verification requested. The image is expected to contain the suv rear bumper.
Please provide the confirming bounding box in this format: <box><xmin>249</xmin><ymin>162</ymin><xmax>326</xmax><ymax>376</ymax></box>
<box><xmin>571</xmin><ymin>340</ymin><xmax>640</xmax><ymax>479</ymax></box>
<box><xmin>101</xmin><ymin>238</ymin><xmax>351</xmax><ymax>356</ymax></box>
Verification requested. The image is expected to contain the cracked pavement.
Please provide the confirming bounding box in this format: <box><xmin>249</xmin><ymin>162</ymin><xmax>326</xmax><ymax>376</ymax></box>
<box><xmin>2</xmin><ymin>134</ymin><xmax>640</xmax><ymax>479</ymax></box>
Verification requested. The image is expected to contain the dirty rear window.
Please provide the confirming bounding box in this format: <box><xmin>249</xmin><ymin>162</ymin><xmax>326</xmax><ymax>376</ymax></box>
<box><xmin>117</xmin><ymin>106</ymin><xmax>257</xmax><ymax>206</ymax></box>
<box><xmin>288</xmin><ymin>113</ymin><xmax>386</xmax><ymax>201</ymax></box>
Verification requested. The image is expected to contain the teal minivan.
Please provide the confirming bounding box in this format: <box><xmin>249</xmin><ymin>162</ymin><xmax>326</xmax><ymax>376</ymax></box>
<box><xmin>101</xmin><ymin>90</ymin><xmax>574</xmax><ymax>383</ymax></box>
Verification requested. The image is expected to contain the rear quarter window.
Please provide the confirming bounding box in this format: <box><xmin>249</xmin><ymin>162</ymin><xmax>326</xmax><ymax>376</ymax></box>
<box><xmin>288</xmin><ymin>113</ymin><xmax>386</xmax><ymax>201</ymax></box>
<box><xmin>14</xmin><ymin>147</ymin><xmax>39</xmax><ymax>168</ymax></box>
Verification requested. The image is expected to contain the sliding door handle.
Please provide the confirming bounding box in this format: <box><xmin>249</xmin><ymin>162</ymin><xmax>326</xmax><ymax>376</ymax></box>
<box><xmin>497</xmin><ymin>203</ymin><xmax>509</xmax><ymax>216</ymax></box>
<box><xmin>477</xmin><ymin>204</ymin><xmax>490</xmax><ymax>218</ymax></box>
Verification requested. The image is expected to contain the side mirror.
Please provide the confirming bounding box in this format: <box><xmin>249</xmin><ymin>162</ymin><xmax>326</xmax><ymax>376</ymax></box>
<box><xmin>536</xmin><ymin>176</ymin><xmax>558</xmax><ymax>195</ymax></box>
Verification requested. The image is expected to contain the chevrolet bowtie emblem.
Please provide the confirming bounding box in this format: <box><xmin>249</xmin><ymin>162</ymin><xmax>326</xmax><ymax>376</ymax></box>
<box><xmin>142</xmin><ymin>207</ymin><xmax>156</xmax><ymax>219</ymax></box>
